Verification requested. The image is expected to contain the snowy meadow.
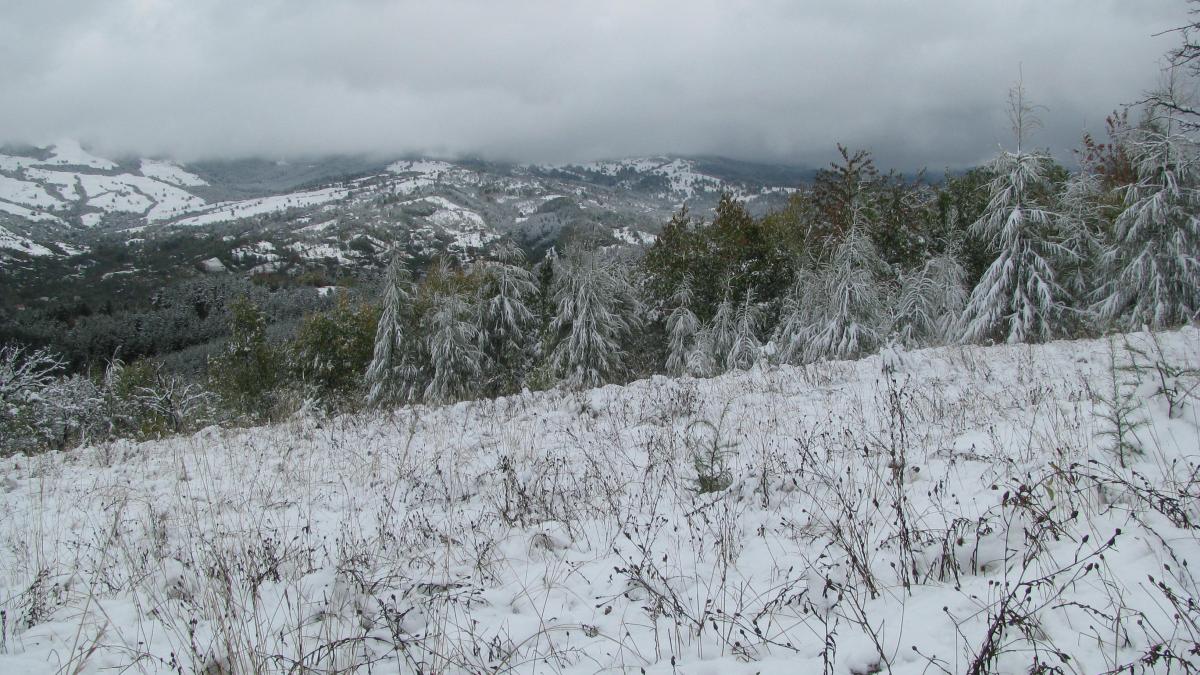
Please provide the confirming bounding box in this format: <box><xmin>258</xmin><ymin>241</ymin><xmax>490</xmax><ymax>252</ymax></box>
<box><xmin>1</xmin><ymin>328</ymin><xmax>1197</xmax><ymax>673</ymax></box>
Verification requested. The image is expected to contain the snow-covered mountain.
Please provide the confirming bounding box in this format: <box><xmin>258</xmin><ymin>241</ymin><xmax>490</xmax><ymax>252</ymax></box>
<box><xmin>0</xmin><ymin>142</ymin><xmax>808</xmax><ymax>268</ymax></box>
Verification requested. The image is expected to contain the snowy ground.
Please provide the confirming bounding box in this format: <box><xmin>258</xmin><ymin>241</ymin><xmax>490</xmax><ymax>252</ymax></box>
<box><xmin>1</xmin><ymin>330</ymin><xmax>1198</xmax><ymax>673</ymax></box>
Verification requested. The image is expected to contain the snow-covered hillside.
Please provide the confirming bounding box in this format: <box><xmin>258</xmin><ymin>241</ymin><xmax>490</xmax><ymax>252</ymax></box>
<box><xmin>1</xmin><ymin>330</ymin><xmax>1197</xmax><ymax>673</ymax></box>
<box><xmin>547</xmin><ymin>156</ymin><xmax>729</xmax><ymax>199</ymax></box>
<box><xmin>0</xmin><ymin>143</ymin><xmax>209</xmax><ymax>229</ymax></box>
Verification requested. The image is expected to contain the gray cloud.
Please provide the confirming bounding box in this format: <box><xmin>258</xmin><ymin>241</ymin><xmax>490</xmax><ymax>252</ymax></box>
<box><xmin>0</xmin><ymin>0</ymin><xmax>1185</xmax><ymax>169</ymax></box>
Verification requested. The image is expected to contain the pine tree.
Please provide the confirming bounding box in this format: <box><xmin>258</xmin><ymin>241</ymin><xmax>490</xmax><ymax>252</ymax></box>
<box><xmin>366</xmin><ymin>255</ymin><xmax>416</xmax><ymax>406</ymax></box>
<box><xmin>707</xmin><ymin>288</ymin><xmax>737</xmax><ymax>370</ymax></box>
<box><xmin>548</xmin><ymin>245</ymin><xmax>642</xmax><ymax>389</ymax></box>
<box><xmin>665</xmin><ymin>277</ymin><xmax>701</xmax><ymax>377</ymax></box>
<box><xmin>959</xmin><ymin>82</ymin><xmax>1074</xmax><ymax>344</ymax></box>
<box><xmin>725</xmin><ymin>290</ymin><xmax>762</xmax><ymax>371</ymax></box>
<box><xmin>423</xmin><ymin>290</ymin><xmax>483</xmax><ymax>405</ymax></box>
<box><xmin>476</xmin><ymin>242</ymin><xmax>538</xmax><ymax>394</ymax></box>
<box><xmin>1055</xmin><ymin>168</ymin><xmax>1107</xmax><ymax>310</ymax></box>
<box><xmin>893</xmin><ymin>251</ymin><xmax>968</xmax><ymax>347</ymax></box>
<box><xmin>1097</xmin><ymin>95</ymin><xmax>1200</xmax><ymax>330</ymax></box>
<box><xmin>685</xmin><ymin>326</ymin><xmax>717</xmax><ymax>377</ymax></box>
<box><xmin>803</xmin><ymin>227</ymin><xmax>892</xmax><ymax>361</ymax></box>
<box><xmin>772</xmin><ymin>265</ymin><xmax>820</xmax><ymax>366</ymax></box>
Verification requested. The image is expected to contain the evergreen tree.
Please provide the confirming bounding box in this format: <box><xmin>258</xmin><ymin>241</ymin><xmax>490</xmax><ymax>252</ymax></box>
<box><xmin>772</xmin><ymin>266</ymin><xmax>820</xmax><ymax>366</ymax></box>
<box><xmin>706</xmin><ymin>289</ymin><xmax>737</xmax><ymax>370</ymax></box>
<box><xmin>1097</xmin><ymin>98</ymin><xmax>1200</xmax><ymax>330</ymax></box>
<box><xmin>423</xmin><ymin>290</ymin><xmax>483</xmax><ymax>404</ymax></box>
<box><xmin>1055</xmin><ymin>168</ymin><xmax>1107</xmax><ymax>310</ymax></box>
<box><xmin>803</xmin><ymin>227</ymin><xmax>892</xmax><ymax>361</ymax></box>
<box><xmin>366</xmin><ymin>256</ymin><xmax>416</xmax><ymax>406</ymax></box>
<box><xmin>665</xmin><ymin>277</ymin><xmax>700</xmax><ymax>377</ymax></box>
<box><xmin>725</xmin><ymin>290</ymin><xmax>762</xmax><ymax>371</ymax></box>
<box><xmin>548</xmin><ymin>245</ymin><xmax>642</xmax><ymax>389</ymax></box>
<box><xmin>476</xmin><ymin>242</ymin><xmax>538</xmax><ymax>394</ymax></box>
<box><xmin>685</xmin><ymin>327</ymin><xmax>717</xmax><ymax>377</ymax></box>
<box><xmin>892</xmin><ymin>251</ymin><xmax>968</xmax><ymax>347</ymax></box>
<box><xmin>959</xmin><ymin>82</ymin><xmax>1074</xmax><ymax>344</ymax></box>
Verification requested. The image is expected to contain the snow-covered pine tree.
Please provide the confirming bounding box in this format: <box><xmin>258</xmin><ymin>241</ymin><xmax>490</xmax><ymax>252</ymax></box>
<box><xmin>476</xmin><ymin>242</ymin><xmax>538</xmax><ymax>394</ymax></box>
<box><xmin>1055</xmin><ymin>168</ymin><xmax>1107</xmax><ymax>313</ymax></box>
<box><xmin>772</xmin><ymin>265</ymin><xmax>820</xmax><ymax>366</ymax></box>
<box><xmin>706</xmin><ymin>288</ymin><xmax>737</xmax><ymax>370</ymax></box>
<box><xmin>366</xmin><ymin>255</ymin><xmax>416</xmax><ymax>406</ymax></box>
<box><xmin>959</xmin><ymin>82</ymin><xmax>1074</xmax><ymax>344</ymax></box>
<box><xmin>1097</xmin><ymin>91</ymin><xmax>1200</xmax><ymax>330</ymax></box>
<box><xmin>685</xmin><ymin>326</ymin><xmax>717</xmax><ymax>377</ymax></box>
<box><xmin>892</xmin><ymin>250</ymin><xmax>968</xmax><ymax>347</ymax></box>
<box><xmin>803</xmin><ymin>227</ymin><xmax>892</xmax><ymax>361</ymax></box>
<box><xmin>423</xmin><ymin>290</ymin><xmax>483</xmax><ymax>405</ymax></box>
<box><xmin>548</xmin><ymin>245</ymin><xmax>642</xmax><ymax>389</ymax></box>
<box><xmin>665</xmin><ymin>277</ymin><xmax>700</xmax><ymax>376</ymax></box>
<box><xmin>725</xmin><ymin>290</ymin><xmax>762</xmax><ymax>371</ymax></box>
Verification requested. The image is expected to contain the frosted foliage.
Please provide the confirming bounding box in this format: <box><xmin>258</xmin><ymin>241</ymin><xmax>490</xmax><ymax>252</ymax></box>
<box><xmin>423</xmin><ymin>291</ymin><xmax>482</xmax><ymax>404</ymax></box>
<box><xmin>707</xmin><ymin>293</ymin><xmax>737</xmax><ymax>370</ymax></box>
<box><xmin>784</xmin><ymin>229</ymin><xmax>890</xmax><ymax>363</ymax></box>
<box><xmin>725</xmin><ymin>290</ymin><xmax>762</xmax><ymax>371</ymax></box>
<box><xmin>1098</xmin><ymin>127</ymin><xmax>1200</xmax><ymax>330</ymax></box>
<box><xmin>960</xmin><ymin>151</ymin><xmax>1071</xmax><ymax>344</ymax></box>
<box><xmin>475</xmin><ymin>244</ymin><xmax>538</xmax><ymax>392</ymax></box>
<box><xmin>549</xmin><ymin>247</ymin><xmax>641</xmax><ymax>389</ymax></box>
<box><xmin>772</xmin><ymin>267</ymin><xmax>819</xmax><ymax>366</ymax></box>
<box><xmin>1056</xmin><ymin>169</ymin><xmax>1106</xmax><ymax>300</ymax></box>
<box><xmin>684</xmin><ymin>327</ymin><xmax>717</xmax><ymax>377</ymax></box>
<box><xmin>478</xmin><ymin>247</ymin><xmax>537</xmax><ymax>352</ymax></box>
<box><xmin>893</xmin><ymin>252</ymin><xmax>967</xmax><ymax>347</ymax></box>
<box><xmin>665</xmin><ymin>279</ymin><xmax>700</xmax><ymax>377</ymax></box>
<box><xmin>366</xmin><ymin>258</ymin><xmax>415</xmax><ymax>406</ymax></box>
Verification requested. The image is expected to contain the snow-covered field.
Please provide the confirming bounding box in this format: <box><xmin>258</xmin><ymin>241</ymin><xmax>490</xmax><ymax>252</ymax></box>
<box><xmin>173</xmin><ymin>187</ymin><xmax>349</xmax><ymax>227</ymax></box>
<box><xmin>1</xmin><ymin>331</ymin><xmax>1198</xmax><ymax>673</ymax></box>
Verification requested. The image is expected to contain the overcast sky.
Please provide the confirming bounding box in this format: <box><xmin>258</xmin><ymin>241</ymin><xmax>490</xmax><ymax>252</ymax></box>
<box><xmin>0</xmin><ymin>1</ymin><xmax>1187</xmax><ymax>169</ymax></box>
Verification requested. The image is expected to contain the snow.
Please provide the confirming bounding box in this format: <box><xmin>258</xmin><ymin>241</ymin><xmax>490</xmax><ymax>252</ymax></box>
<box><xmin>0</xmin><ymin>224</ymin><xmax>54</xmax><ymax>256</ymax></box>
<box><xmin>36</xmin><ymin>139</ymin><xmax>118</xmax><ymax>170</ymax></box>
<box><xmin>0</xmin><ymin>153</ymin><xmax>40</xmax><ymax>172</ymax></box>
<box><xmin>298</xmin><ymin>219</ymin><xmax>337</xmax><ymax>233</ymax></box>
<box><xmin>20</xmin><ymin>168</ymin><xmax>81</xmax><ymax>201</ymax></box>
<box><xmin>286</xmin><ymin>241</ymin><xmax>353</xmax><ymax>264</ymax></box>
<box><xmin>174</xmin><ymin>187</ymin><xmax>349</xmax><ymax>226</ymax></box>
<box><xmin>387</xmin><ymin>159</ymin><xmax>458</xmax><ymax>175</ymax></box>
<box><xmin>5</xmin><ymin>323</ymin><xmax>1196</xmax><ymax>672</ymax></box>
<box><xmin>0</xmin><ymin>175</ymin><xmax>64</xmax><ymax>209</ymax></box>
<box><xmin>78</xmin><ymin>212</ymin><xmax>104</xmax><ymax>228</ymax></box>
<box><xmin>23</xmin><ymin>169</ymin><xmax>207</xmax><ymax>219</ymax></box>
<box><xmin>139</xmin><ymin>159</ymin><xmax>208</xmax><ymax>187</ymax></box>
<box><xmin>550</xmin><ymin>157</ymin><xmax>726</xmax><ymax>198</ymax></box>
<box><xmin>612</xmin><ymin>226</ymin><xmax>657</xmax><ymax>246</ymax></box>
<box><xmin>232</xmin><ymin>241</ymin><xmax>281</xmax><ymax>261</ymax></box>
<box><xmin>401</xmin><ymin>195</ymin><xmax>498</xmax><ymax>250</ymax></box>
<box><xmin>513</xmin><ymin>194</ymin><xmax>564</xmax><ymax>217</ymax></box>
<box><xmin>197</xmin><ymin>257</ymin><xmax>227</xmax><ymax>272</ymax></box>
<box><xmin>387</xmin><ymin>160</ymin><xmax>483</xmax><ymax>196</ymax></box>
<box><xmin>0</xmin><ymin>201</ymin><xmax>65</xmax><ymax>225</ymax></box>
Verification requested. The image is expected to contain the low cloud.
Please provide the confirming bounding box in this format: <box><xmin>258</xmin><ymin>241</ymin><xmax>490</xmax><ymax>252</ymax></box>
<box><xmin>0</xmin><ymin>0</ymin><xmax>1184</xmax><ymax>169</ymax></box>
